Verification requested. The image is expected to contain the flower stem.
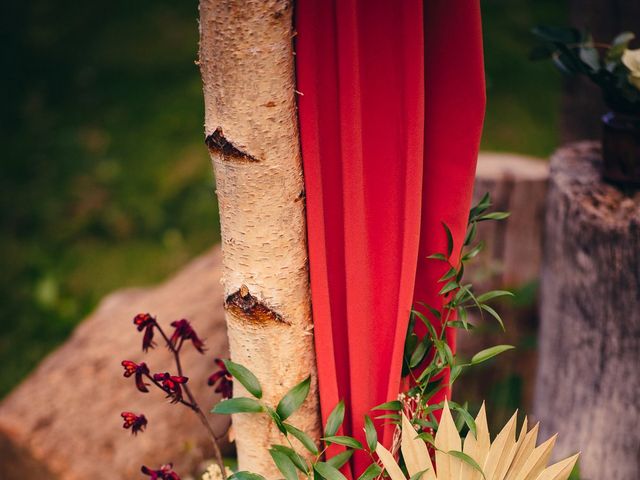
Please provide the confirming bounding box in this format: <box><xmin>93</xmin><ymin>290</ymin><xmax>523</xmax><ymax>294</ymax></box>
<box><xmin>156</xmin><ymin>323</ymin><xmax>228</xmax><ymax>480</ymax></box>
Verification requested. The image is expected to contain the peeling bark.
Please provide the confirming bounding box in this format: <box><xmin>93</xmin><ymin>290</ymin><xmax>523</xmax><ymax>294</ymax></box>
<box><xmin>198</xmin><ymin>0</ymin><xmax>321</xmax><ymax>476</ymax></box>
<box><xmin>205</xmin><ymin>128</ymin><xmax>259</xmax><ymax>163</ymax></box>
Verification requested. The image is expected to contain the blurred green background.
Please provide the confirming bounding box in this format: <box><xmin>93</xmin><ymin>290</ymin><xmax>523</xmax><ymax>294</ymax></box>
<box><xmin>0</xmin><ymin>0</ymin><xmax>565</xmax><ymax>398</ymax></box>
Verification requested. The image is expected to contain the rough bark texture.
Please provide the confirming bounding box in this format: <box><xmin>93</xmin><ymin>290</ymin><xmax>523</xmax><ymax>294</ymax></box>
<box><xmin>198</xmin><ymin>0</ymin><xmax>320</xmax><ymax>476</ymax></box>
<box><xmin>456</xmin><ymin>152</ymin><xmax>548</xmax><ymax>427</ymax></box>
<box><xmin>0</xmin><ymin>248</ymin><xmax>231</xmax><ymax>480</ymax></box>
<box><xmin>534</xmin><ymin>142</ymin><xmax>640</xmax><ymax>480</ymax></box>
<box><xmin>562</xmin><ymin>0</ymin><xmax>640</xmax><ymax>143</ymax></box>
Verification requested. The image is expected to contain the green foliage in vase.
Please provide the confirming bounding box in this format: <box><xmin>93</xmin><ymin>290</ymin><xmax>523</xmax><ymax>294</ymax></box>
<box><xmin>530</xmin><ymin>26</ymin><xmax>640</xmax><ymax>113</ymax></box>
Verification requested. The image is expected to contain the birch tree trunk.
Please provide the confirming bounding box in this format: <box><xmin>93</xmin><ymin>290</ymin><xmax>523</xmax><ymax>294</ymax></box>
<box><xmin>198</xmin><ymin>1</ymin><xmax>321</xmax><ymax>476</ymax></box>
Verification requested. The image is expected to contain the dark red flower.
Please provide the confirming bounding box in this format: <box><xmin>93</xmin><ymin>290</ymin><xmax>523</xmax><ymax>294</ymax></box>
<box><xmin>153</xmin><ymin>372</ymin><xmax>189</xmax><ymax>403</ymax></box>
<box><xmin>134</xmin><ymin>313</ymin><xmax>157</xmax><ymax>352</ymax></box>
<box><xmin>122</xmin><ymin>360</ymin><xmax>150</xmax><ymax>393</ymax></box>
<box><xmin>208</xmin><ymin>358</ymin><xmax>233</xmax><ymax>399</ymax></box>
<box><xmin>169</xmin><ymin>319</ymin><xmax>205</xmax><ymax>353</ymax></box>
<box><xmin>121</xmin><ymin>412</ymin><xmax>148</xmax><ymax>435</ymax></box>
<box><xmin>141</xmin><ymin>463</ymin><xmax>180</xmax><ymax>480</ymax></box>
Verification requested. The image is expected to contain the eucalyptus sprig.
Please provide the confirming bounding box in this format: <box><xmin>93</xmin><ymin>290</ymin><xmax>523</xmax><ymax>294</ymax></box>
<box><xmin>381</xmin><ymin>192</ymin><xmax>514</xmax><ymax>439</ymax></box>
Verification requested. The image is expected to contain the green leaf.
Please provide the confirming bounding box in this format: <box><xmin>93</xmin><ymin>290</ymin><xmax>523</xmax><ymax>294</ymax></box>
<box><xmin>357</xmin><ymin>463</ymin><xmax>382</xmax><ymax>480</ymax></box>
<box><xmin>480</xmin><ymin>303</ymin><xmax>505</xmax><ymax>331</ymax></box>
<box><xmin>442</xmin><ymin>222</ymin><xmax>454</xmax><ymax>257</ymax></box>
<box><xmin>409</xmin><ymin>337</ymin><xmax>429</xmax><ymax>368</ymax></box>
<box><xmin>415</xmin><ymin>432</ymin><xmax>435</xmax><ymax>445</ymax></box>
<box><xmin>439</xmin><ymin>267</ymin><xmax>458</xmax><ymax>282</ymax></box>
<box><xmin>224</xmin><ymin>359</ymin><xmax>262</xmax><ymax>399</ymax></box>
<box><xmin>476</xmin><ymin>290</ymin><xmax>513</xmax><ymax>303</ymax></box>
<box><xmin>315</xmin><ymin>462</ymin><xmax>348</xmax><ymax>480</ymax></box>
<box><xmin>325</xmin><ymin>449</ymin><xmax>354</xmax><ymax>469</ymax></box>
<box><xmin>579</xmin><ymin>46</ymin><xmax>600</xmax><ymax>71</ymax></box>
<box><xmin>477</xmin><ymin>211</ymin><xmax>510</xmax><ymax>221</ymax></box>
<box><xmin>276</xmin><ymin>376</ymin><xmax>311</xmax><ymax>420</ymax></box>
<box><xmin>454</xmin><ymin>403</ymin><xmax>477</xmax><ymax>437</ymax></box>
<box><xmin>613</xmin><ymin>31</ymin><xmax>635</xmax><ymax>46</ymax></box>
<box><xmin>269</xmin><ymin>448</ymin><xmax>299</xmax><ymax>480</ymax></box>
<box><xmin>284</xmin><ymin>423</ymin><xmax>319</xmax><ymax>455</ymax></box>
<box><xmin>212</xmin><ymin>397</ymin><xmax>264</xmax><ymax>414</ymax></box>
<box><xmin>322</xmin><ymin>436</ymin><xmax>363</xmax><ymax>449</ymax></box>
<box><xmin>229</xmin><ymin>472</ymin><xmax>267</xmax><ymax>480</ymax></box>
<box><xmin>416</xmin><ymin>361</ymin><xmax>441</xmax><ymax>383</ymax></box>
<box><xmin>531</xmin><ymin>25</ymin><xmax>580</xmax><ymax>43</ymax></box>
<box><xmin>447</xmin><ymin>451</ymin><xmax>486</xmax><ymax>479</ymax></box>
<box><xmin>438</xmin><ymin>280</ymin><xmax>459</xmax><ymax>296</ymax></box>
<box><xmin>457</xmin><ymin>307</ymin><xmax>468</xmax><ymax>329</ymax></box>
<box><xmin>412</xmin><ymin>310</ymin><xmax>438</xmax><ymax>339</ymax></box>
<box><xmin>427</xmin><ymin>253</ymin><xmax>447</xmax><ymax>261</ymax></box>
<box><xmin>552</xmin><ymin>50</ymin><xmax>582</xmax><ymax>75</ymax></box>
<box><xmin>374</xmin><ymin>413</ymin><xmax>401</xmax><ymax>421</ymax></box>
<box><xmin>372</xmin><ymin>400</ymin><xmax>402</xmax><ymax>411</ymax></box>
<box><xmin>464</xmin><ymin>221</ymin><xmax>477</xmax><ymax>246</ymax></box>
<box><xmin>324</xmin><ymin>400</ymin><xmax>345</xmax><ymax>437</ymax></box>
<box><xmin>364</xmin><ymin>415</ymin><xmax>377</xmax><ymax>451</ymax></box>
<box><xmin>608</xmin><ymin>32</ymin><xmax>635</xmax><ymax>60</ymax></box>
<box><xmin>409</xmin><ymin>469</ymin><xmax>431</xmax><ymax>480</ymax></box>
<box><xmin>469</xmin><ymin>192</ymin><xmax>491</xmax><ymax>220</ymax></box>
<box><xmin>462</xmin><ymin>241</ymin><xmax>484</xmax><ymax>261</ymax></box>
<box><xmin>448</xmin><ymin>320</ymin><xmax>474</xmax><ymax>330</ymax></box>
<box><xmin>271</xmin><ymin>445</ymin><xmax>309</xmax><ymax>473</ymax></box>
<box><xmin>266</xmin><ymin>406</ymin><xmax>287</xmax><ymax>434</ymax></box>
<box><xmin>442</xmin><ymin>342</ymin><xmax>455</xmax><ymax>366</ymax></box>
<box><xmin>449</xmin><ymin>365</ymin><xmax>464</xmax><ymax>385</ymax></box>
<box><xmin>471</xmin><ymin>345</ymin><xmax>515</xmax><ymax>365</ymax></box>
<box><xmin>422</xmin><ymin>379</ymin><xmax>443</xmax><ymax>402</ymax></box>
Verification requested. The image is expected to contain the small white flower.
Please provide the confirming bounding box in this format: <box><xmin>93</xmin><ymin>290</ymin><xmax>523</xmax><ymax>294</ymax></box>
<box><xmin>201</xmin><ymin>464</ymin><xmax>233</xmax><ymax>480</ymax></box>
<box><xmin>621</xmin><ymin>48</ymin><xmax>640</xmax><ymax>90</ymax></box>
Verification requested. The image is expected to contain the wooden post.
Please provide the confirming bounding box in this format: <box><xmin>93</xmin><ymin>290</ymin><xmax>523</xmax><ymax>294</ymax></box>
<box><xmin>534</xmin><ymin>141</ymin><xmax>640</xmax><ymax>480</ymax></box>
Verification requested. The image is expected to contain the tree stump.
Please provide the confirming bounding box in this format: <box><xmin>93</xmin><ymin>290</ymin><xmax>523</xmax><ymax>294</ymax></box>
<box><xmin>471</xmin><ymin>152</ymin><xmax>549</xmax><ymax>289</ymax></box>
<box><xmin>533</xmin><ymin>141</ymin><xmax>640</xmax><ymax>480</ymax></box>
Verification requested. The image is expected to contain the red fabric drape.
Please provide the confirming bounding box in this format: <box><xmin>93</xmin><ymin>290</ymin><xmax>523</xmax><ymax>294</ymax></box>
<box><xmin>295</xmin><ymin>1</ymin><xmax>485</xmax><ymax>475</ymax></box>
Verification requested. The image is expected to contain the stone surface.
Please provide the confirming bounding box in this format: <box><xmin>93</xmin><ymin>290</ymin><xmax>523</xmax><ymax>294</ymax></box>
<box><xmin>0</xmin><ymin>247</ymin><xmax>231</xmax><ymax>480</ymax></box>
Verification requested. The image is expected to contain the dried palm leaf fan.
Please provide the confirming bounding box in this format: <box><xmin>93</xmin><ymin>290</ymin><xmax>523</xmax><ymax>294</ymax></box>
<box><xmin>376</xmin><ymin>401</ymin><xmax>579</xmax><ymax>480</ymax></box>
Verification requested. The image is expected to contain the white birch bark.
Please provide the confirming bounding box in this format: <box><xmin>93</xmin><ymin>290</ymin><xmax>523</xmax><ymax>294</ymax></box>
<box><xmin>198</xmin><ymin>0</ymin><xmax>321</xmax><ymax>476</ymax></box>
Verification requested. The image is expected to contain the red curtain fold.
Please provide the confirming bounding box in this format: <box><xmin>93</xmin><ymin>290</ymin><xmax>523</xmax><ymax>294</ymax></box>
<box><xmin>295</xmin><ymin>1</ymin><xmax>485</xmax><ymax>475</ymax></box>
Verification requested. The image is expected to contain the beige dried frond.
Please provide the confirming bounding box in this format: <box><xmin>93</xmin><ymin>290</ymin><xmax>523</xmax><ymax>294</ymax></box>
<box><xmin>375</xmin><ymin>401</ymin><xmax>579</xmax><ymax>480</ymax></box>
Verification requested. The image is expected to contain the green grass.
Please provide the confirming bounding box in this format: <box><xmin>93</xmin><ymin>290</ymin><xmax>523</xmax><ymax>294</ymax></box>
<box><xmin>0</xmin><ymin>0</ymin><xmax>219</xmax><ymax>396</ymax></box>
<box><xmin>481</xmin><ymin>0</ymin><xmax>567</xmax><ymax>156</ymax></box>
<box><xmin>0</xmin><ymin>0</ymin><xmax>565</xmax><ymax>397</ymax></box>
